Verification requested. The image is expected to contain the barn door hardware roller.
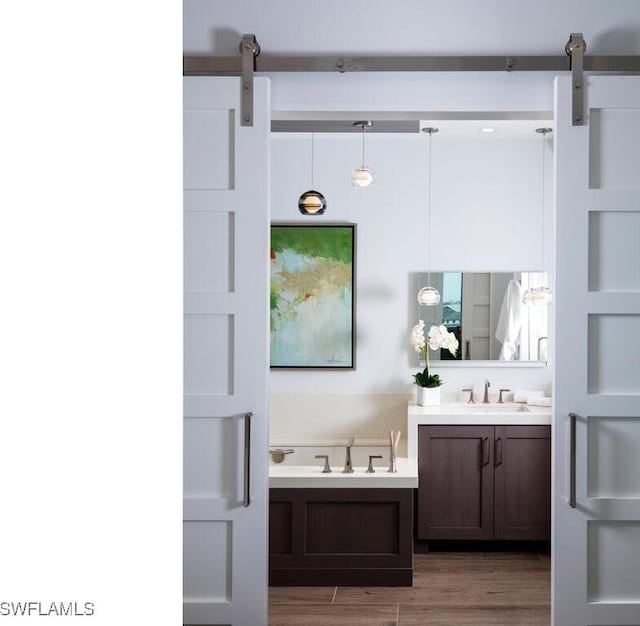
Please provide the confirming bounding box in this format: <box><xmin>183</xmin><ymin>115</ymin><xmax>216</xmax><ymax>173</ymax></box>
<box><xmin>240</xmin><ymin>34</ymin><xmax>260</xmax><ymax>126</ymax></box>
<box><xmin>183</xmin><ymin>32</ymin><xmax>640</xmax><ymax>129</ymax></box>
<box><xmin>565</xmin><ymin>33</ymin><xmax>586</xmax><ymax>126</ymax></box>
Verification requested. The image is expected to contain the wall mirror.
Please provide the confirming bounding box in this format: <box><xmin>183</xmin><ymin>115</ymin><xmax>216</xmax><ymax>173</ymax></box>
<box><xmin>417</xmin><ymin>272</ymin><xmax>549</xmax><ymax>363</ymax></box>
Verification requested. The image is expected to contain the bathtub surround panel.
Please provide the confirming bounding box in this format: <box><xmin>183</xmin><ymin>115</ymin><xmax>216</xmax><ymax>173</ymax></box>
<box><xmin>269</xmin><ymin>488</ymin><xmax>413</xmax><ymax>586</ymax></box>
<box><xmin>270</xmin><ymin>393</ymin><xmax>407</xmax><ymax>446</ymax></box>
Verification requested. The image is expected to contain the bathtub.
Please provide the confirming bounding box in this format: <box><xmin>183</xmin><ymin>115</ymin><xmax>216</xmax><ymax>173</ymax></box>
<box><xmin>268</xmin><ymin>442</ymin><xmax>416</xmax><ymax>586</ymax></box>
<box><xmin>268</xmin><ymin>441</ymin><xmax>417</xmax><ymax>488</ymax></box>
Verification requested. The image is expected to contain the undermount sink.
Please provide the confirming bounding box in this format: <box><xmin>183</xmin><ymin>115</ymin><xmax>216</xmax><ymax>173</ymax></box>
<box><xmin>429</xmin><ymin>403</ymin><xmax>530</xmax><ymax>414</ymax></box>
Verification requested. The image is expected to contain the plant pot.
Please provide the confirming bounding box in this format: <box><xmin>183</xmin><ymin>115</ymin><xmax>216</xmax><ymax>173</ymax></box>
<box><xmin>417</xmin><ymin>386</ymin><xmax>441</xmax><ymax>407</ymax></box>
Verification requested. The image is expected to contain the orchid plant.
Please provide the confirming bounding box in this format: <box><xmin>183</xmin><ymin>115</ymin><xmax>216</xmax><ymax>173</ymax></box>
<box><xmin>410</xmin><ymin>321</ymin><xmax>459</xmax><ymax>388</ymax></box>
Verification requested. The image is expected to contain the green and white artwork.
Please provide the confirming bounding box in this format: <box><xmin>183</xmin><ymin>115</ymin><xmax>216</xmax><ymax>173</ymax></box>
<box><xmin>270</xmin><ymin>224</ymin><xmax>355</xmax><ymax>368</ymax></box>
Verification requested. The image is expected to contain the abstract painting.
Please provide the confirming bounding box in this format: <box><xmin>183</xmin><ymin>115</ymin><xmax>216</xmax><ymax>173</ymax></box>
<box><xmin>270</xmin><ymin>224</ymin><xmax>355</xmax><ymax>368</ymax></box>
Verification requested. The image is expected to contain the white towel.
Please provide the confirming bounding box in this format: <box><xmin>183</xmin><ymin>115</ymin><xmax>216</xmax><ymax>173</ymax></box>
<box><xmin>527</xmin><ymin>396</ymin><xmax>552</xmax><ymax>407</ymax></box>
<box><xmin>495</xmin><ymin>279</ymin><xmax>523</xmax><ymax>361</ymax></box>
<box><xmin>514</xmin><ymin>390</ymin><xmax>545</xmax><ymax>403</ymax></box>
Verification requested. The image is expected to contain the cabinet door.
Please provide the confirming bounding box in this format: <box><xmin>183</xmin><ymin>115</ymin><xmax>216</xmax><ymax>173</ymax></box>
<box><xmin>494</xmin><ymin>426</ymin><xmax>551</xmax><ymax>540</ymax></box>
<box><xmin>417</xmin><ymin>425</ymin><xmax>494</xmax><ymax>540</ymax></box>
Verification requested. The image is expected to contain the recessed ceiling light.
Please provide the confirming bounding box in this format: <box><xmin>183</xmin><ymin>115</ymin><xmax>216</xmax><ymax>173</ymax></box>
<box><xmin>480</xmin><ymin>127</ymin><xmax>496</xmax><ymax>133</ymax></box>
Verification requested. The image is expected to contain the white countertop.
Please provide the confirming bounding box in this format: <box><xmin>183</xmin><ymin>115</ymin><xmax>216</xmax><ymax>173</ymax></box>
<box><xmin>269</xmin><ymin>458</ymin><xmax>418</xmax><ymax>488</ymax></box>
<box><xmin>407</xmin><ymin>400</ymin><xmax>552</xmax><ymax>458</ymax></box>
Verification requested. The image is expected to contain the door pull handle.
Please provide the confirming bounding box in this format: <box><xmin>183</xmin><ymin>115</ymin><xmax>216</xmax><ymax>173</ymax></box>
<box><xmin>568</xmin><ymin>413</ymin><xmax>577</xmax><ymax>508</ymax></box>
<box><xmin>243</xmin><ymin>412</ymin><xmax>252</xmax><ymax>507</ymax></box>
<box><xmin>495</xmin><ymin>437</ymin><xmax>503</xmax><ymax>467</ymax></box>
<box><xmin>481</xmin><ymin>437</ymin><xmax>490</xmax><ymax>467</ymax></box>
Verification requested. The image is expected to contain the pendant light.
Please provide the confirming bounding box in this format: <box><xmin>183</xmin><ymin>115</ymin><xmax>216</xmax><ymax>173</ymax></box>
<box><xmin>417</xmin><ymin>127</ymin><xmax>441</xmax><ymax>306</ymax></box>
<box><xmin>523</xmin><ymin>128</ymin><xmax>553</xmax><ymax>305</ymax></box>
<box><xmin>298</xmin><ymin>131</ymin><xmax>326</xmax><ymax>215</ymax></box>
<box><xmin>352</xmin><ymin>121</ymin><xmax>373</xmax><ymax>187</ymax></box>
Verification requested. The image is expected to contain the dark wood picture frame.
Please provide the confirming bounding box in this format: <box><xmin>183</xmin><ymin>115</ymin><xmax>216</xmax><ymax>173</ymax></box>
<box><xmin>270</xmin><ymin>223</ymin><xmax>356</xmax><ymax>369</ymax></box>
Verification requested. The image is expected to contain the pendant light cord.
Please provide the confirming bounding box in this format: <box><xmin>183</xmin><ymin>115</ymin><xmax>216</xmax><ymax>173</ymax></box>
<box><xmin>540</xmin><ymin>131</ymin><xmax>546</xmax><ymax>287</ymax></box>
<box><xmin>427</xmin><ymin>130</ymin><xmax>433</xmax><ymax>286</ymax></box>
<box><xmin>361</xmin><ymin>124</ymin><xmax>365</xmax><ymax>168</ymax></box>
<box><xmin>311</xmin><ymin>131</ymin><xmax>315</xmax><ymax>188</ymax></box>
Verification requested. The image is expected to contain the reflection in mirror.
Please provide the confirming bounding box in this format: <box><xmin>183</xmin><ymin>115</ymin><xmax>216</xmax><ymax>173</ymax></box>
<box><xmin>417</xmin><ymin>272</ymin><xmax>549</xmax><ymax>362</ymax></box>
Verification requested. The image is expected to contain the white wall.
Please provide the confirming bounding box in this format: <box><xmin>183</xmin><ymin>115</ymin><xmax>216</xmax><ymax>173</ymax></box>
<box><xmin>183</xmin><ymin>0</ymin><xmax>639</xmax><ymax>443</ymax></box>
<box><xmin>269</xmin><ymin>132</ymin><xmax>553</xmax><ymax>443</ymax></box>
<box><xmin>184</xmin><ymin>0</ymin><xmax>640</xmax><ymax>112</ymax></box>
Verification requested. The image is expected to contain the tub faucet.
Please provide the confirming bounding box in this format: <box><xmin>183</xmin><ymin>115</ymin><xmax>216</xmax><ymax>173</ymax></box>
<box><xmin>343</xmin><ymin>437</ymin><xmax>355</xmax><ymax>473</ymax></box>
<box><xmin>537</xmin><ymin>336</ymin><xmax>548</xmax><ymax>361</ymax></box>
<box><xmin>483</xmin><ymin>379</ymin><xmax>491</xmax><ymax>404</ymax></box>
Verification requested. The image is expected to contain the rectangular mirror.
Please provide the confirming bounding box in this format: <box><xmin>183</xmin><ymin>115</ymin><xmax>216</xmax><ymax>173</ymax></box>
<box><xmin>417</xmin><ymin>272</ymin><xmax>549</xmax><ymax>362</ymax></box>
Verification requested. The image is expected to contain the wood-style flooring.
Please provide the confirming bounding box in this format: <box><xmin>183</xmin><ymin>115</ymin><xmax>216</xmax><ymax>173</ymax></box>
<box><xmin>269</xmin><ymin>551</ymin><xmax>550</xmax><ymax>626</ymax></box>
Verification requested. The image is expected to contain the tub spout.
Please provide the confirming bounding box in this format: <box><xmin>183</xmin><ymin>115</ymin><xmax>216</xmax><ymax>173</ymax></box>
<box><xmin>343</xmin><ymin>437</ymin><xmax>355</xmax><ymax>473</ymax></box>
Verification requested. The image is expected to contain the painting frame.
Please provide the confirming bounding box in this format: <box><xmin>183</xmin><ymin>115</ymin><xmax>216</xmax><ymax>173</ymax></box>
<box><xmin>270</xmin><ymin>222</ymin><xmax>356</xmax><ymax>370</ymax></box>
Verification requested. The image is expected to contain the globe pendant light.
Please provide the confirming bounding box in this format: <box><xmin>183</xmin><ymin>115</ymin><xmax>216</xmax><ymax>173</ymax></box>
<box><xmin>352</xmin><ymin>121</ymin><xmax>373</xmax><ymax>187</ymax></box>
<box><xmin>522</xmin><ymin>128</ymin><xmax>553</xmax><ymax>305</ymax></box>
<box><xmin>298</xmin><ymin>131</ymin><xmax>326</xmax><ymax>215</ymax></box>
<box><xmin>417</xmin><ymin>127</ymin><xmax>441</xmax><ymax>306</ymax></box>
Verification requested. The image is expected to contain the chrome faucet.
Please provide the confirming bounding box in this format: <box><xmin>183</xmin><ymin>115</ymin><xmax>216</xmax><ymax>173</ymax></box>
<box><xmin>483</xmin><ymin>379</ymin><xmax>491</xmax><ymax>404</ymax></box>
<box><xmin>537</xmin><ymin>336</ymin><xmax>548</xmax><ymax>361</ymax></box>
<box><xmin>343</xmin><ymin>437</ymin><xmax>355</xmax><ymax>473</ymax></box>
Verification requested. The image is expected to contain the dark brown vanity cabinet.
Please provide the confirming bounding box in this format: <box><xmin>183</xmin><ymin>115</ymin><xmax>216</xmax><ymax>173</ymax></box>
<box><xmin>417</xmin><ymin>425</ymin><xmax>550</xmax><ymax>541</ymax></box>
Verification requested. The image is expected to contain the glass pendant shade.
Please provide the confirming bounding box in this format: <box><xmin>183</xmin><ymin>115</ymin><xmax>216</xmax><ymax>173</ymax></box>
<box><xmin>353</xmin><ymin>121</ymin><xmax>373</xmax><ymax>188</ymax></box>
<box><xmin>522</xmin><ymin>286</ymin><xmax>552</xmax><ymax>305</ymax></box>
<box><xmin>417</xmin><ymin>285</ymin><xmax>441</xmax><ymax>306</ymax></box>
<box><xmin>523</xmin><ymin>128</ymin><xmax>554</xmax><ymax>306</ymax></box>
<box><xmin>298</xmin><ymin>190</ymin><xmax>326</xmax><ymax>215</ymax></box>
<box><xmin>352</xmin><ymin>166</ymin><xmax>373</xmax><ymax>188</ymax></box>
<box><xmin>416</xmin><ymin>127</ymin><xmax>441</xmax><ymax>306</ymax></box>
<box><xmin>298</xmin><ymin>131</ymin><xmax>326</xmax><ymax>215</ymax></box>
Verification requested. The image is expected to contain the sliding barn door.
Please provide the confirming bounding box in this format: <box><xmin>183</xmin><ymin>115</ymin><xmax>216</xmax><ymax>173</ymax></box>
<box><xmin>554</xmin><ymin>75</ymin><xmax>640</xmax><ymax>626</ymax></box>
<box><xmin>183</xmin><ymin>77</ymin><xmax>270</xmax><ymax>626</ymax></box>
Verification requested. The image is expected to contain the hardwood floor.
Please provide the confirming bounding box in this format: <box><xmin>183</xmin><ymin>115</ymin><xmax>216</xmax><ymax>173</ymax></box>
<box><xmin>269</xmin><ymin>551</ymin><xmax>550</xmax><ymax>626</ymax></box>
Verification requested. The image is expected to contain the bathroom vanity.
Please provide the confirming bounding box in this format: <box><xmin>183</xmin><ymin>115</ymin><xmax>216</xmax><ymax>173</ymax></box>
<box><xmin>269</xmin><ymin>459</ymin><xmax>417</xmax><ymax>586</ymax></box>
<box><xmin>407</xmin><ymin>401</ymin><xmax>552</xmax><ymax>542</ymax></box>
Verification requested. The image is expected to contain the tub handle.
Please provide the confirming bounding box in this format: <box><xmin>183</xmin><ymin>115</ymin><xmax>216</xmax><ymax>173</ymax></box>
<box><xmin>367</xmin><ymin>455</ymin><xmax>383</xmax><ymax>473</ymax></box>
<box><xmin>315</xmin><ymin>455</ymin><xmax>332</xmax><ymax>473</ymax></box>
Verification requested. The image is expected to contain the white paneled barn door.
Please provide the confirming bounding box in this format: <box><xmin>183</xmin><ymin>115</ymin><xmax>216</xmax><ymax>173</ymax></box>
<box><xmin>554</xmin><ymin>76</ymin><xmax>640</xmax><ymax>626</ymax></box>
<box><xmin>183</xmin><ymin>77</ymin><xmax>270</xmax><ymax>626</ymax></box>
